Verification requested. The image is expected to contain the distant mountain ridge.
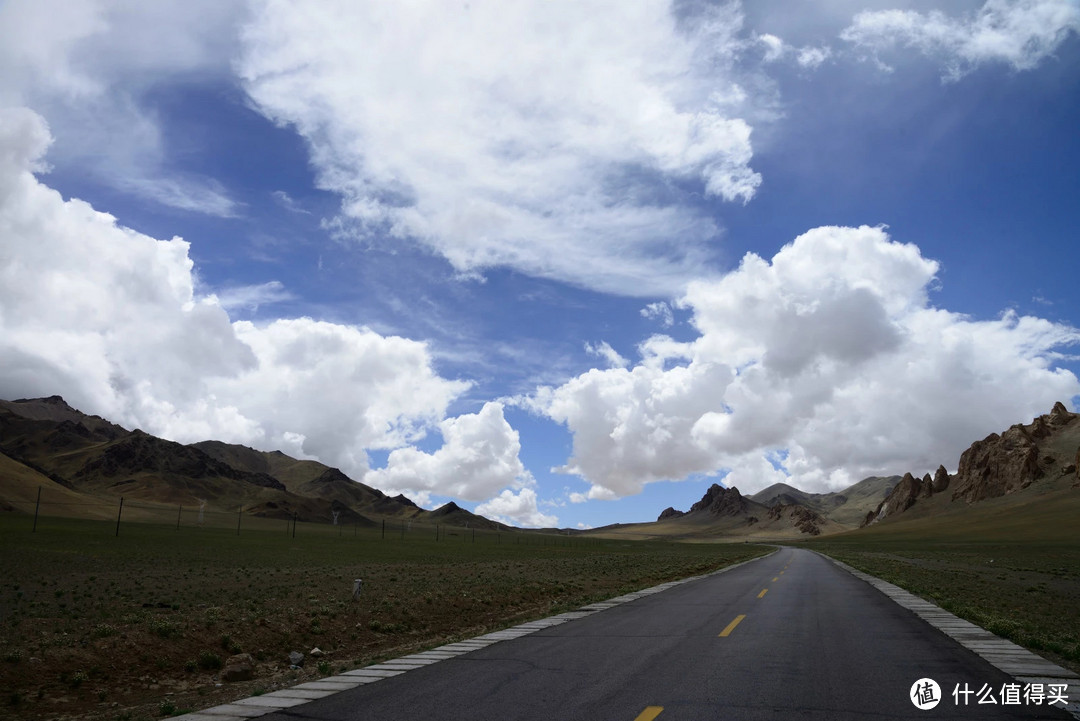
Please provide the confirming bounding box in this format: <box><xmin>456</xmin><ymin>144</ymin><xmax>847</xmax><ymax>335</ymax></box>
<box><xmin>642</xmin><ymin>476</ymin><xmax>896</xmax><ymax>539</ymax></box>
<box><xmin>599</xmin><ymin>482</ymin><xmax>848</xmax><ymax>539</ymax></box>
<box><xmin>749</xmin><ymin>475</ymin><xmax>901</xmax><ymax>526</ymax></box>
<box><xmin>0</xmin><ymin>396</ymin><xmax>506</xmax><ymax>529</ymax></box>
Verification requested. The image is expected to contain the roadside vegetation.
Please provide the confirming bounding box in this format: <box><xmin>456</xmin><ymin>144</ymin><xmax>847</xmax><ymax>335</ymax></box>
<box><xmin>0</xmin><ymin>514</ymin><xmax>767</xmax><ymax>721</ymax></box>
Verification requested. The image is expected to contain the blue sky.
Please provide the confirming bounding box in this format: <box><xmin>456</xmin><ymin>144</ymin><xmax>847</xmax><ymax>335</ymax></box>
<box><xmin>1</xmin><ymin>0</ymin><xmax>1079</xmax><ymax>528</ymax></box>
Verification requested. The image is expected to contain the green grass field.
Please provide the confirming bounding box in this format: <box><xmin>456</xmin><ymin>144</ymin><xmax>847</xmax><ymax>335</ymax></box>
<box><xmin>799</xmin><ymin>486</ymin><xmax>1080</xmax><ymax>676</ymax></box>
<box><xmin>0</xmin><ymin>513</ymin><xmax>768</xmax><ymax>721</ymax></box>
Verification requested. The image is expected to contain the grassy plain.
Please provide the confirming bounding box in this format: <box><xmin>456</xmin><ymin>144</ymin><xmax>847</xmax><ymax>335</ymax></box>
<box><xmin>799</xmin><ymin>486</ymin><xmax>1080</xmax><ymax>676</ymax></box>
<box><xmin>0</xmin><ymin>514</ymin><xmax>767</xmax><ymax>721</ymax></box>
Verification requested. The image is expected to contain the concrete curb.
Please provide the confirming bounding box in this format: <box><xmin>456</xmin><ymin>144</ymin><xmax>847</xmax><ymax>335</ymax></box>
<box><xmin>821</xmin><ymin>553</ymin><xmax>1080</xmax><ymax>720</ymax></box>
<box><xmin>174</xmin><ymin>549</ymin><xmax>777</xmax><ymax>720</ymax></box>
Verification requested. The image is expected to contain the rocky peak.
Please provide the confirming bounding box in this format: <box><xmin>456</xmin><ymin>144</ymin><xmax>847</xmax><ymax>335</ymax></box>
<box><xmin>432</xmin><ymin>501</ymin><xmax>461</xmax><ymax>515</ymax></box>
<box><xmin>689</xmin><ymin>484</ymin><xmax>748</xmax><ymax>516</ymax></box>
<box><xmin>392</xmin><ymin>493</ymin><xmax>418</xmax><ymax>508</ymax></box>
<box><xmin>1052</xmin><ymin>401</ymin><xmax>1073</xmax><ymax>422</ymax></box>
<box><xmin>862</xmin><ymin>471</ymin><xmax>942</xmax><ymax>526</ymax></box>
<box><xmin>932</xmin><ymin>465</ymin><xmax>950</xmax><ymax>493</ymax></box>
<box><xmin>657</xmin><ymin>506</ymin><xmax>685</xmax><ymax>521</ymax></box>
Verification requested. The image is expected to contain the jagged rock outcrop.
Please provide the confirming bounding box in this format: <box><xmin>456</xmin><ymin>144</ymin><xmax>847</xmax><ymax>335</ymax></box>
<box><xmin>767</xmin><ymin>503</ymin><xmax>826</xmax><ymax>535</ymax></box>
<box><xmin>657</xmin><ymin>506</ymin><xmax>685</xmax><ymax>521</ymax></box>
<box><xmin>862</xmin><ymin>470</ymin><xmax>946</xmax><ymax>526</ymax></box>
<box><xmin>689</xmin><ymin>484</ymin><xmax>748</xmax><ymax>516</ymax></box>
<box><xmin>862</xmin><ymin>403</ymin><xmax>1077</xmax><ymax>527</ymax></box>
<box><xmin>951</xmin><ymin>402</ymin><xmax>1077</xmax><ymax>503</ymax></box>
<box><xmin>932</xmin><ymin>465</ymin><xmax>950</xmax><ymax>493</ymax></box>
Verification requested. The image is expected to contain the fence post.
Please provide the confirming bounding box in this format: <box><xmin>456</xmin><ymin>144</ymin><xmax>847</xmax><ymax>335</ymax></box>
<box><xmin>176</xmin><ymin>504</ymin><xmax>182</xmax><ymax>531</ymax></box>
<box><xmin>236</xmin><ymin>508</ymin><xmax>242</xmax><ymax>536</ymax></box>
<box><xmin>400</xmin><ymin>520</ymin><xmax>404</xmax><ymax>540</ymax></box>
<box><xmin>436</xmin><ymin>524</ymin><xmax>439</xmax><ymax>541</ymax></box>
<box><xmin>32</xmin><ymin>487</ymin><xmax>41</xmax><ymax>533</ymax></box>
<box><xmin>381</xmin><ymin>519</ymin><xmax>385</xmax><ymax>540</ymax></box>
<box><xmin>472</xmin><ymin>528</ymin><xmax>475</xmax><ymax>543</ymax></box>
<box><xmin>292</xmin><ymin>512</ymin><xmax>297</xmax><ymax>539</ymax></box>
<box><xmin>114</xmin><ymin>496</ymin><xmax>124</xmax><ymax>537</ymax></box>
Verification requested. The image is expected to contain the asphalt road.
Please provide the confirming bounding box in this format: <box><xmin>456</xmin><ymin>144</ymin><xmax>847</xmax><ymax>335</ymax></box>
<box><xmin>261</xmin><ymin>547</ymin><xmax>1072</xmax><ymax>720</ymax></box>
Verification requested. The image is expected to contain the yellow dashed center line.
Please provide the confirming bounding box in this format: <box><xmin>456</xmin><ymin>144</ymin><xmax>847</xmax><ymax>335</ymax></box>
<box><xmin>719</xmin><ymin>614</ymin><xmax>746</xmax><ymax>637</ymax></box>
<box><xmin>634</xmin><ymin>706</ymin><xmax>664</xmax><ymax>721</ymax></box>
<box><xmin>772</xmin><ymin>576</ymin><xmax>778</xmax><ymax>582</ymax></box>
<box><xmin>758</xmin><ymin>588</ymin><xmax>768</xmax><ymax>599</ymax></box>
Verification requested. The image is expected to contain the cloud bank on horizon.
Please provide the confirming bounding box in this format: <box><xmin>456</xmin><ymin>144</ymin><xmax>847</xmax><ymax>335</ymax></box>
<box><xmin>531</xmin><ymin>225</ymin><xmax>1080</xmax><ymax>500</ymax></box>
<box><xmin>1</xmin><ymin>0</ymin><xmax>1078</xmax><ymax>527</ymax></box>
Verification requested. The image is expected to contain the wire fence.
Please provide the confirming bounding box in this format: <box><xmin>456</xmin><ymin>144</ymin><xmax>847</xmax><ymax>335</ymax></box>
<box><xmin>3</xmin><ymin>488</ymin><xmax>585</xmax><ymax>547</ymax></box>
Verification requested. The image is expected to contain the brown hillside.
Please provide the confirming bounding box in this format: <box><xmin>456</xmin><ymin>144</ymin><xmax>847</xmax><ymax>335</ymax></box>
<box><xmin>0</xmin><ymin>396</ymin><xmax>504</xmax><ymax>529</ymax></box>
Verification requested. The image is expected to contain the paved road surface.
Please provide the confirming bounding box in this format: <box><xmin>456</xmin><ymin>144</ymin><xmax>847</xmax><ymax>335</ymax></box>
<box><xmin>258</xmin><ymin>547</ymin><xmax>1072</xmax><ymax>720</ymax></box>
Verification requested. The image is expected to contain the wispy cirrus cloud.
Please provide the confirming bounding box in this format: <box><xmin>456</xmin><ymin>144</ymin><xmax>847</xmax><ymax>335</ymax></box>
<box><xmin>239</xmin><ymin>0</ymin><xmax>767</xmax><ymax>296</ymax></box>
<box><xmin>840</xmin><ymin>0</ymin><xmax>1080</xmax><ymax>80</ymax></box>
<box><xmin>212</xmin><ymin>280</ymin><xmax>293</xmax><ymax>313</ymax></box>
<box><xmin>0</xmin><ymin>0</ymin><xmax>246</xmax><ymax>216</ymax></box>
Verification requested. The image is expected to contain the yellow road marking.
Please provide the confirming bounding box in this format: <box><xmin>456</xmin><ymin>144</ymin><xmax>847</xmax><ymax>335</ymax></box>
<box><xmin>758</xmin><ymin>588</ymin><xmax>768</xmax><ymax>598</ymax></box>
<box><xmin>634</xmin><ymin>706</ymin><xmax>664</xmax><ymax>721</ymax></box>
<box><xmin>772</xmin><ymin>576</ymin><xmax>778</xmax><ymax>582</ymax></box>
<box><xmin>780</xmin><ymin>570</ymin><xmax>785</xmax><ymax>575</ymax></box>
<box><xmin>719</xmin><ymin>614</ymin><xmax>746</xmax><ymax>637</ymax></box>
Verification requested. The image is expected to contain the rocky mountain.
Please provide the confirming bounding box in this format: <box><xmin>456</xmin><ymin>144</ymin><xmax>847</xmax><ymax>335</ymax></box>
<box><xmin>689</xmin><ymin>483</ymin><xmax>751</xmax><ymax>517</ymax></box>
<box><xmin>644</xmin><ymin>483</ymin><xmax>843</xmax><ymax>538</ymax></box>
<box><xmin>0</xmin><ymin>396</ymin><xmax>505</xmax><ymax>528</ymax></box>
<box><xmin>863</xmin><ymin>402</ymin><xmax>1080</xmax><ymax>526</ymax></box>
<box><xmin>750</xmin><ymin>475</ymin><xmax>900</xmax><ymax>526</ymax></box>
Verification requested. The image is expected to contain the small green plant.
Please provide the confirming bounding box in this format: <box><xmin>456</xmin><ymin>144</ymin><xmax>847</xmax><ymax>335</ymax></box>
<box><xmin>317</xmin><ymin>660</ymin><xmax>331</xmax><ymax>676</ymax></box>
<box><xmin>220</xmin><ymin>634</ymin><xmax>241</xmax><ymax>653</ymax></box>
<box><xmin>159</xmin><ymin>699</ymin><xmax>177</xmax><ymax>716</ymax></box>
<box><xmin>197</xmin><ymin>651</ymin><xmax>222</xmax><ymax>670</ymax></box>
<box><xmin>92</xmin><ymin>623</ymin><xmax>118</xmax><ymax>639</ymax></box>
<box><xmin>3</xmin><ymin>650</ymin><xmax>20</xmax><ymax>663</ymax></box>
<box><xmin>69</xmin><ymin>670</ymin><xmax>88</xmax><ymax>688</ymax></box>
<box><xmin>184</xmin><ymin>659</ymin><xmax>197</xmax><ymax>672</ymax></box>
<box><xmin>150</xmin><ymin>618</ymin><xmax>181</xmax><ymax>639</ymax></box>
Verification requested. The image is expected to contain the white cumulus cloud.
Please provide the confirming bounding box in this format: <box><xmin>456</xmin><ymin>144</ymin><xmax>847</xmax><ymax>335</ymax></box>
<box><xmin>840</xmin><ymin>0</ymin><xmax>1080</xmax><ymax>80</ymax></box>
<box><xmin>0</xmin><ymin>107</ymin><xmax>470</xmax><ymax>482</ymax></box>
<box><xmin>475</xmin><ymin>487</ymin><xmax>558</xmax><ymax>529</ymax></box>
<box><xmin>238</xmin><ymin>0</ymin><xmax>763</xmax><ymax>296</ymax></box>
<box><xmin>539</xmin><ymin>225</ymin><xmax>1080</xmax><ymax>497</ymax></box>
<box><xmin>365</xmin><ymin>402</ymin><xmax>532</xmax><ymax>502</ymax></box>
